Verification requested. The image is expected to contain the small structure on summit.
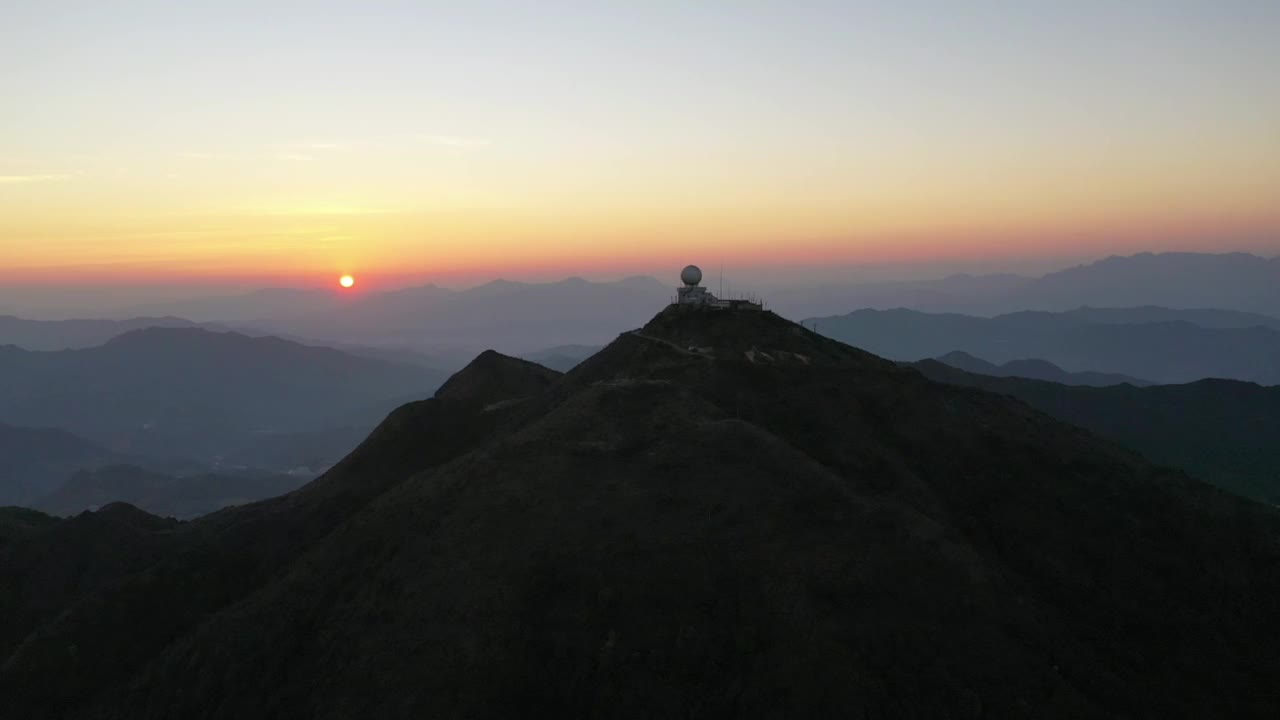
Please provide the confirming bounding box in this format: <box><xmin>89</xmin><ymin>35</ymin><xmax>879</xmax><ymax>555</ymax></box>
<box><xmin>676</xmin><ymin>265</ymin><xmax>713</xmax><ymax>305</ymax></box>
<box><xmin>675</xmin><ymin>264</ymin><xmax>763</xmax><ymax>310</ymax></box>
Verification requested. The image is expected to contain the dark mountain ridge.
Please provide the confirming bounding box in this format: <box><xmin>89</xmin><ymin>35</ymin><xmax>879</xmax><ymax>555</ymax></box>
<box><xmin>1</xmin><ymin>307</ymin><xmax>1278</xmax><ymax>718</ymax></box>
<box><xmin>433</xmin><ymin>349</ymin><xmax>562</xmax><ymax>407</ymax></box>
<box><xmin>913</xmin><ymin>361</ymin><xmax>1280</xmax><ymax>505</ymax></box>
<box><xmin>0</xmin><ymin>507</ymin><xmax>59</xmax><ymax>550</ymax></box>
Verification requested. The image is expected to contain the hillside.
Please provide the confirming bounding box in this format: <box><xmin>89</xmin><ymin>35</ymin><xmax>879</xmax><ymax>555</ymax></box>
<box><xmin>914</xmin><ymin>361</ymin><xmax>1280</xmax><ymax>505</ymax></box>
<box><xmin>0</xmin><ymin>328</ymin><xmax>445</xmax><ymax>462</ymax></box>
<box><xmin>432</xmin><ymin>349</ymin><xmax>561</xmax><ymax>406</ymax></box>
<box><xmin>0</xmin><ymin>307</ymin><xmax>1278</xmax><ymax>718</ymax></box>
<box><xmin>807</xmin><ymin>306</ymin><xmax>1280</xmax><ymax>384</ymax></box>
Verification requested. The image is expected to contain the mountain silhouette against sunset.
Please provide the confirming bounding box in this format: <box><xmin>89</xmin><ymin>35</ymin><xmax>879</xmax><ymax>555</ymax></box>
<box><xmin>6</xmin><ymin>2</ymin><xmax>1280</xmax><ymax>717</ymax></box>
<box><xmin>2</xmin><ymin>305</ymin><xmax>1278</xmax><ymax>718</ymax></box>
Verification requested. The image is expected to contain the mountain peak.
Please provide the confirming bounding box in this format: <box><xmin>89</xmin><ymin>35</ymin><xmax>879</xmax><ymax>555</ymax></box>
<box><xmin>561</xmin><ymin>305</ymin><xmax>905</xmax><ymax>397</ymax></box>
<box><xmin>935</xmin><ymin>350</ymin><xmax>999</xmax><ymax>374</ymax></box>
<box><xmin>632</xmin><ymin>305</ymin><xmax>890</xmax><ymax>368</ymax></box>
<box><xmin>434</xmin><ymin>349</ymin><xmax>561</xmax><ymax>407</ymax></box>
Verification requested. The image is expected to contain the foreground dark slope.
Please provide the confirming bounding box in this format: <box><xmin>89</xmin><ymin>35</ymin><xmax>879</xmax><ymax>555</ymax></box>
<box><xmin>0</xmin><ymin>353</ymin><xmax>560</xmax><ymax>717</ymax></box>
<box><xmin>3</xmin><ymin>308</ymin><xmax>1280</xmax><ymax>718</ymax></box>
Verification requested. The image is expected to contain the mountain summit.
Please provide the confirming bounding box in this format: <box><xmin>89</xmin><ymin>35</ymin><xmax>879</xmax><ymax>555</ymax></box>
<box><xmin>2</xmin><ymin>307</ymin><xmax>1278</xmax><ymax>718</ymax></box>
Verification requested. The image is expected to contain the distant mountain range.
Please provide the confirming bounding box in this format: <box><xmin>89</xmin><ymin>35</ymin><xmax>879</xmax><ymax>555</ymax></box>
<box><xmin>932</xmin><ymin>351</ymin><xmax>1152</xmax><ymax>386</ymax></box>
<box><xmin>1015</xmin><ymin>252</ymin><xmax>1280</xmax><ymax>315</ymax></box>
<box><xmin>0</xmin><ymin>314</ymin><xmax>456</xmax><ymax>372</ymax></box>
<box><xmin>1042</xmin><ymin>305</ymin><xmax>1280</xmax><ymax>330</ymax></box>
<box><xmin>0</xmin><ymin>315</ymin><xmax>223</xmax><ymax>351</ymax></box>
<box><xmin>9</xmin><ymin>252</ymin><xmax>1280</xmax><ymax>358</ymax></box>
<box><xmin>33</xmin><ymin>464</ymin><xmax>308</xmax><ymax>520</ymax></box>
<box><xmin>1</xmin><ymin>307</ymin><xmax>1277</xmax><ymax>717</ymax></box>
<box><xmin>772</xmin><ymin>252</ymin><xmax>1280</xmax><ymax>318</ymax></box>
<box><xmin>124</xmin><ymin>275</ymin><xmax>675</xmax><ymax>354</ymax></box>
<box><xmin>807</xmin><ymin>305</ymin><xmax>1280</xmax><ymax>385</ymax></box>
<box><xmin>0</xmin><ymin>328</ymin><xmax>445</xmax><ymax>462</ymax></box>
<box><xmin>914</xmin><ymin>361</ymin><xmax>1280</xmax><ymax>506</ymax></box>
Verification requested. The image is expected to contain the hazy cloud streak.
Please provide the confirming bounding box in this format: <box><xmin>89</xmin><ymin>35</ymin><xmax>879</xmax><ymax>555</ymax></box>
<box><xmin>0</xmin><ymin>174</ymin><xmax>73</xmax><ymax>184</ymax></box>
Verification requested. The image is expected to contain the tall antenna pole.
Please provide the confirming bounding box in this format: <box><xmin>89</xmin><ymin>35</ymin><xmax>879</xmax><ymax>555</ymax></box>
<box><xmin>719</xmin><ymin>263</ymin><xmax>723</xmax><ymax>297</ymax></box>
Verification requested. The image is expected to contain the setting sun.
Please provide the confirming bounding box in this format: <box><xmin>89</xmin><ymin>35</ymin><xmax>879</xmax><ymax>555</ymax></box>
<box><xmin>339</xmin><ymin>275</ymin><xmax>355</xmax><ymax>289</ymax></box>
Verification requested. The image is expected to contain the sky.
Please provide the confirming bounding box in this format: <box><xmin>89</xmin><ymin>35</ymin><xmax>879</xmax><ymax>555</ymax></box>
<box><xmin>3</xmin><ymin>0</ymin><xmax>1279</xmax><ymax>290</ymax></box>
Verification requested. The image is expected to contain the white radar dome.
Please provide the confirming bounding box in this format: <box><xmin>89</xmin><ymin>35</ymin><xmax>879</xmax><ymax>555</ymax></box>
<box><xmin>680</xmin><ymin>265</ymin><xmax>703</xmax><ymax>286</ymax></box>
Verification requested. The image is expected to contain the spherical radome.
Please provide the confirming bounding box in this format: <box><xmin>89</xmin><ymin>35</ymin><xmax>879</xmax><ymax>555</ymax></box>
<box><xmin>681</xmin><ymin>265</ymin><xmax>703</xmax><ymax>286</ymax></box>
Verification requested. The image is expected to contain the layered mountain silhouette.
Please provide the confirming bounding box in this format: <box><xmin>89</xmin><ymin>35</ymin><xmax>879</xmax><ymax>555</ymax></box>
<box><xmin>0</xmin><ymin>315</ymin><xmax>220</xmax><ymax>351</ymax></box>
<box><xmin>933</xmin><ymin>351</ymin><xmax>1151</xmax><ymax>386</ymax></box>
<box><xmin>2</xmin><ymin>306</ymin><xmax>1278</xmax><ymax>718</ymax></box>
<box><xmin>13</xmin><ymin>252</ymin><xmax>1280</xmax><ymax>337</ymax></box>
<box><xmin>808</xmin><ymin>306</ymin><xmax>1280</xmax><ymax>384</ymax></box>
<box><xmin>762</xmin><ymin>271</ymin><xmax>1034</xmax><ymax>319</ymax></box>
<box><xmin>125</xmin><ymin>276</ymin><xmax>675</xmax><ymax>354</ymax></box>
<box><xmin>1020</xmin><ymin>252</ymin><xmax>1280</xmax><ymax>315</ymax></box>
<box><xmin>25</xmin><ymin>253</ymin><xmax>1270</xmax><ymax>357</ymax></box>
<box><xmin>1047</xmin><ymin>305</ymin><xmax>1280</xmax><ymax>330</ymax></box>
<box><xmin>0</xmin><ymin>328</ymin><xmax>445</xmax><ymax>462</ymax></box>
<box><xmin>0</xmin><ymin>422</ymin><xmax>119</xmax><ymax>505</ymax></box>
<box><xmin>0</xmin><ymin>314</ymin><xmax>450</xmax><ymax>370</ymax></box>
<box><xmin>773</xmin><ymin>252</ymin><xmax>1280</xmax><ymax>317</ymax></box>
<box><xmin>33</xmin><ymin>464</ymin><xmax>308</xmax><ymax>520</ymax></box>
<box><xmin>914</xmin><ymin>361</ymin><xmax>1280</xmax><ymax>506</ymax></box>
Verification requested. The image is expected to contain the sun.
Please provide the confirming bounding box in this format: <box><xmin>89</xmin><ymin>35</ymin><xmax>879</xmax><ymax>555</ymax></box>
<box><xmin>339</xmin><ymin>274</ymin><xmax>355</xmax><ymax>289</ymax></box>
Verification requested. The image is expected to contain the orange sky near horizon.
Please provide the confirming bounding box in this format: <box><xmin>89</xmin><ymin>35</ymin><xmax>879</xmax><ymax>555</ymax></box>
<box><xmin>3</xmin><ymin>2</ymin><xmax>1279</xmax><ymax>287</ymax></box>
<box><xmin>6</xmin><ymin>174</ymin><xmax>1277</xmax><ymax>287</ymax></box>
